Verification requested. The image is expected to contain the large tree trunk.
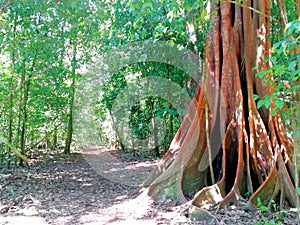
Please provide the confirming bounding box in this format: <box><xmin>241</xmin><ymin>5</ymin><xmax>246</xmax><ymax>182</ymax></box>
<box><xmin>144</xmin><ymin>0</ymin><xmax>296</xmax><ymax>211</ymax></box>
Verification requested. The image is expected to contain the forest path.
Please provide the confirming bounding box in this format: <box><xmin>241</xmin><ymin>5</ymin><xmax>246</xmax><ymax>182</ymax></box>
<box><xmin>0</xmin><ymin>149</ymin><xmax>190</xmax><ymax>225</ymax></box>
<box><xmin>0</xmin><ymin>148</ymin><xmax>297</xmax><ymax>225</ymax></box>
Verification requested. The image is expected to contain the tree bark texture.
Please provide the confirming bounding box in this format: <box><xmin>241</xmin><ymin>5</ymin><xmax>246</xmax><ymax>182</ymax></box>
<box><xmin>144</xmin><ymin>0</ymin><xmax>296</xmax><ymax>210</ymax></box>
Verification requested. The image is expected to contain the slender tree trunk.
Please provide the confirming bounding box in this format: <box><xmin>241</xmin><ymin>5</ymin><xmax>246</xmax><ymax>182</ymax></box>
<box><xmin>17</xmin><ymin>60</ymin><xmax>25</xmax><ymax>149</ymax></box>
<box><xmin>16</xmin><ymin>59</ymin><xmax>25</xmax><ymax>166</ymax></box>
<box><xmin>19</xmin><ymin>53</ymin><xmax>36</xmax><ymax>166</ymax></box>
<box><xmin>19</xmin><ymin>77</ymin><xmax>30</xmax><ymax>166</ymax></box>
<box><xmin>5</xmin><ymin>13</ymin><xmax>17</xmax><ymax>167</ymax></box>
<box><xmin>8</xmin><ymin>71</ymin><xmax>14</xmax><ymax>146</ymax></box>
<box><xmin>52</xmin><ymin>124</ymin><xmax>58</xmax><ymax>150</ymax></box>
<box><xmin>8</xmin><ymin>14</ymin><xmax>17</xmax><ymax>146</ymax></box>
<box><xmin>108</xmin><ymin>109</ymin><xmax>124</xmax><ymax>150</ymax></box>
<box><xmin>277</xmin><ymin>0</ymin><xmax>288</xmax><ymax>32</ymax></box>
<box><xmin>149</xmin><ymin>97</ymin><xmax>159</xmax><ymax>157</ymax></box>
<box><xmin>64</xmin><ymin>43</ymin><xmax>77</xmax><ymax>154</ymax></box>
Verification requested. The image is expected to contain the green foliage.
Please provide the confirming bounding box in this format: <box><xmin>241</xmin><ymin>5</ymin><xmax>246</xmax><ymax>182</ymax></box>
<box><xmin>1</xmin><ymin>0</ymin><xmax>295</xmax><ymax>165</ymax></box>
<box><xmin>257</xmin><ymin>197</ymin><xmax>268</xmax><ymax>212</ymax></box>
<box><xmin>255</xmin><ymin>19</ymin><xmax>299</xmax><ymax>129</ymax></box>
<box><xmin>243</xmin><ymin>191</ymin><xmax>252</xmax><ymax>199</ymax></box>
<box><xmin>0</xmin><ymin>0</ymin><xmax>209</xmax><ymax>163</ymax></box>
<box><xmin>0</xmin><ymin>0</ymin><xmax>108</xmax><ymax>166</ymax></box>
<box><xmin>254</xmin><ymin>212</ymin><xmax>287</xmax><ymax>225</ymax></box>
<box><xmin>254</xmin><ymin>216</ymin><xmax>280</xmax><ymax>225</ymax></box>
<box><xmin>255</xmin><ymin>198</ymin><xmax>287</xmax><ymax>225</ymax></box>
<box><xmin>99</xmin><ymin>62</ymin><xmax>189</xmax><ymax>153</ymax></box>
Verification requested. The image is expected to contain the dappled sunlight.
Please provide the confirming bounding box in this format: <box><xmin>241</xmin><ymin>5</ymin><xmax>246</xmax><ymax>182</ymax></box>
<box><xmin>0</xmin><ymin>151</ymin><xmax>182</xmax><ymax>224</ymax></box>
<box><xmin>0</xmin><ymin>153</ymin><xmax>136</xmax><ymax>223</ymax></box>
<box><xmin>79</xmin><ymin>192</ymin><xmax>154</xmax><ymax>224</ymax></box>
<box><xmin>79</xmin><ymin>190</ymin><xmax>187</xmax><ymax>225</ymax></box>
<box><xmin>0</xmin><ymin>149</ymin><xmax>188</xmax><ymax>224</ymax></box>
<box><xmin>82</xmin><ymin>146</ymin><xmax>157</xmax><ymax>186</ymax></box>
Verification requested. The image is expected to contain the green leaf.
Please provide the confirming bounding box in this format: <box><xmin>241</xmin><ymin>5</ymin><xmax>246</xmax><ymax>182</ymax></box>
<box><xmin>257</xmin><ymin>197</ymin><xmax>263</xmax><ymax>207</ymax></box>
<box><xmin>256</xmin><ymin>70</ymin><xmax>268</xmax><ymax>78</ymax></box>
<box><xmin>265</xmin><ymin>99</ymin><xmax>272</xmax><ymax>108</ymax></box>
<box><xmin>200</xmin><ymin>10</ymin><xmax>207</xmax><ymax>20</ymax></box>
<box><xmin>260</xmin><ymin>205</ymin><xmax>268</xmax><ymax>212</ymax></box>
<box><xmin>253</xmin><ymin>94</ymin><xmax>260</xmax><ymax>101</ymax></box>
<box><xmin>274</xmin><ymin>98</ymin><xmax>284</xmax><ymax>109</ymax></box>
<box><xmin>183</xmin><ymin>1</ymin><xmax>195</xmax><ymax>12</ymax></box>
<box><xmin>288</xmin><ymin>61</ymin><xmax>296</xmax><ymax>70</ymax></box>
<box><xmin>273</xmin><ymin>41</ymin><xmax>281</xmax><ymax>49</ymax></box>
<box><xmin>270</xmin><ymin>56</ymin><xmax>277</xmax><ymax>63</ymax></box>
<box><xmin>285</xmin><ymin>20</ymin><xmax>300</xmax><ymax>36</ymax></box>
<box><xmin>257</xmin><ymin>100</ymin><xmax>265</xmax><ymax>109</ymax></box>
<box><xmin>271</xmin><ymin>109</ymin><xmax>277</xmax><ymax>116</ymax></box>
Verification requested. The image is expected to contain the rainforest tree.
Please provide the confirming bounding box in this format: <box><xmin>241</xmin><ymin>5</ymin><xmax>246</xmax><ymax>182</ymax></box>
<box><xmin>143</xmin><ymin>0</ymin><xmax>298</xmax><ymax>211</ymax></box>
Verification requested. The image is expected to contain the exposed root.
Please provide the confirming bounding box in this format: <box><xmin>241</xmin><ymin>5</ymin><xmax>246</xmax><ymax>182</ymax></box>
<box><xmin>144</xmin><ymin>0</ymin><xmax>297</xmax><ymax>216</ymax></box>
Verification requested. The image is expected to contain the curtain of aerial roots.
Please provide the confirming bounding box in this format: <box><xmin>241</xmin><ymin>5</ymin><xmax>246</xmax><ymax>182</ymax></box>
<box><xmin>143</xmin><ymin>0</ymin><xmax>296</xmax><ymax>210</ymax></box>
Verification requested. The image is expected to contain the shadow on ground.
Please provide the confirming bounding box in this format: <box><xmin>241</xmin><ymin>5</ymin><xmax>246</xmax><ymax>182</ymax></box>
<box><xmin>0</xmin><ymin>150</ymin><xmax>158</xmax><ymax>225</ymax></box>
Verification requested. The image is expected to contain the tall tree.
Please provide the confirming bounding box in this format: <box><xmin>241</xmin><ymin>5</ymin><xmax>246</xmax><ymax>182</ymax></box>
<box><xmin>144</xmin><ymin>0</ymin><xmax>296</xmax><ymax>211</ymax></box>
<box><xmin>0</xmin><ymin>0</ymin><xmax>106</xmax><ymax>164</ymax></box>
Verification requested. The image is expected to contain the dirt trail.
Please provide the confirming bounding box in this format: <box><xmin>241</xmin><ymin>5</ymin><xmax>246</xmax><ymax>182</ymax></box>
<box><xmin>0</xmin><ymin>150</ymin><xmax>297</xmax><ymax>225</ymax></box>
<box><xmin>0</xmin><ymin>151</ymin><xmax>188</xmax><ymax>225</ymax></box>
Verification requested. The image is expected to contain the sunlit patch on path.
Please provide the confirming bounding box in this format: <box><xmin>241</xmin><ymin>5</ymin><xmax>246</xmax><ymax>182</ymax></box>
<box><xmin>82</xmin><ymin>146</ymin><xmax>157</xmax><ymax>186</ymax></box>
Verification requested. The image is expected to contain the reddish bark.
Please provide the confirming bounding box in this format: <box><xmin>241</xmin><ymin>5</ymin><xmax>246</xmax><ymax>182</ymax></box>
<box><xmin>144</xmin><ymin>0</ymin><xmax>296</xmax><ymax>211</ymax></box>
